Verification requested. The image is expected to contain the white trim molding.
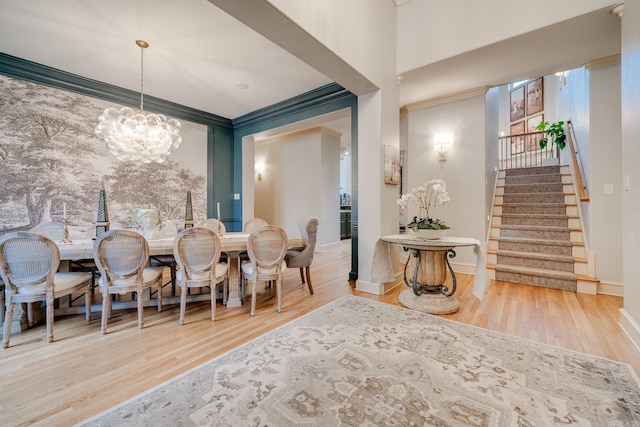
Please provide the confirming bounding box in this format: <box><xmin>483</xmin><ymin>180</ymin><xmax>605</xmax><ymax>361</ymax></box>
<box><xmin>619</xmin><ymin>308</ymin><xmax>640</xmax><ymax>354</ymax></box>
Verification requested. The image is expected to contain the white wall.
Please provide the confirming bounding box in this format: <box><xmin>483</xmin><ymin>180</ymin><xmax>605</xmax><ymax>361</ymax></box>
<box><xmin>621</xmin><ymin>0</ymin><xmax>640</xmax><ymax>342</ymax></box>
<box><xmin>485</xmin><ymin>87</ymin><xmax>500</xmax><ymax>240</ymax></box>
<box><xmin>254</xmin><ymin>128</ymin><xmax>341</xmax><ymax>249</ymax></box>
<box><xmin>406</xmin><ymin>95</ymin><xmax>487</xmax><ymax>269</ymax></box>
<box><xmin>589</xmin><ymin>62</ymin><xmax>623</xmax><ymax>284</ymax></box>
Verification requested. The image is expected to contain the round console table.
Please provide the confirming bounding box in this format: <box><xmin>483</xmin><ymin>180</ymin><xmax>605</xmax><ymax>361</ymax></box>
<box><xmin>380</xmin><ymin>235</ymin><xmax>481</xmax><ymax>314</ymax></box>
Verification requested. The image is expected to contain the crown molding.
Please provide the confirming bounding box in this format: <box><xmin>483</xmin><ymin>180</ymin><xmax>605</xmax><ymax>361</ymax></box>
<box><xmin>255</xmin><ymin>126</ymin><xmax>342</xmax><ymax>144</ymax></box>
<box><xmin>584</xmin><ymin>54</ymin><xmax>621</xmax><ymax>70</ymax></box>
<box><xmin>400</xmin><ymin>85</ymin><xmax>491</xmax><ymax>114</ymax></box>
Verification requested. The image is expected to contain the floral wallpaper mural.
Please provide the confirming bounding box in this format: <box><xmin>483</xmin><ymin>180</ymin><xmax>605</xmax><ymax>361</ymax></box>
<box><xmin>0</xmin><ymin>75</ymin><xmax>207</xmax><ymax>237</ymax></box>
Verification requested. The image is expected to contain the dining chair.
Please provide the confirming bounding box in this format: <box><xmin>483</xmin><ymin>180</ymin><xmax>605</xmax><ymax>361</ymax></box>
<box><xmin>241</xmin><ymin>225</ymin><xmax>288</xmax><ymax>317</ymax></box>
<box><xmin>197</xmin><ymin>218</ymin><xmax>228</xmax><ymax>263</ymax></box>
<box><xmin>173</xmin><ymin>227</ymin><xmax>229</xmax><ymax>324</ymax></box>
<box><xmin>239</xmin><ymin>218</ymin><xmax>269</xmax><ymax>263</ymax></box>
<box><xmin>93</xmin><ymin>229</ymin><xmax>164</xmax><ymax>334</ymax></box>
<box><xmin>0</xmin><ymin>231</ymin><xmax>92</xmax><ymax>348</ymax></box>
<box><xmin>196</xmin><ymin>218</ymin><xmax>226</xmax><ymax>234</ymax></box>
<box><xmin>284</xmin><ymin>217</ymin><xmax>319</xmax><ymax>295</ymax></box>
<box><xmin>243</xmin><ymin>217</ymin><xmax>268</xmax><ymax>233</ymax></box>
<box><xmin>150</xmin><ymin>219</ymin><xmax>180</xmax><ymax>295</ymax></box>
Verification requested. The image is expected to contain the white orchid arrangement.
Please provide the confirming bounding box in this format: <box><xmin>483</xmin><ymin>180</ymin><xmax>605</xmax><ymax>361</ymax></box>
<box><xmin>397</xmin><ymin>179</ymin><xmax>450</xmax><ymax>230</ymax></box>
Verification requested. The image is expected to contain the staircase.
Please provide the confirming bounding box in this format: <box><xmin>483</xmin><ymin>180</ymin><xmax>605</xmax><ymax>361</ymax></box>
<box><xmin>487</xmin><ymin>165</ymin><xmax>598</xmax><ymax>293</ymax></box>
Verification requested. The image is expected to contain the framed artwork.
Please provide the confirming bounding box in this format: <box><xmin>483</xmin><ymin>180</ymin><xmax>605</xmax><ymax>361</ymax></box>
<box><xmin>526</xmin><ymin>114</ymin><xmax>544</xmax><ymax>151</ymax></box>
<box><xmin>383</xmin><ymin>145</ymin><xmax>400</xmax><ymax>185</ymax></box>
<box><xmin>510</xmin><ymin>121</ymin><xmax>525</xmax><ymax>155</ymax></box>
<box><xmin>526</xmin><ymin>77</ymin><xmax>544</xmax><ymax>116</ymax></box>
<box><xmin>510</xmin><ymin>85</ymin><xmax>525</xmax><ymax>122</ymax></box>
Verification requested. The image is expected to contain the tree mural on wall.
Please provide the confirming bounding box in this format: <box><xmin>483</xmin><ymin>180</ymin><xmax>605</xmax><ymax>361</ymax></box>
<box><xmin>106</xmin><ymin>161</ymin><xmax>206</xmax><ymax>224</ymax></box>
<box><xmin>0</xmin><ymin>75</ymin><xmax>102</xmax><ymax>230</ymax></box>
<box><xmin>0</xmin><ymin>75</ymin><xmax>208</xmax><ymax>235</ymax></box>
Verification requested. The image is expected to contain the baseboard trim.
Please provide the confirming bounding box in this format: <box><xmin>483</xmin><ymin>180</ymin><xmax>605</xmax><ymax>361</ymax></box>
<box><xmin>357</xmin><ymin>272</ymin><xmax>402</xmax><ymax>295</ymax></box>
<box><xmin>598</xmin><ymin>281</ymin><xmax>623</xmax><ymax>297</ymax></box>
<box><xmin>450</xmin><ymin>262</ymin><xmax>477</xmax><ymax>276</ymax></box>
<box><xmin>618</xmin><ymin>309</ymin><xmax>640</xmax><ymax>354</ymax></box>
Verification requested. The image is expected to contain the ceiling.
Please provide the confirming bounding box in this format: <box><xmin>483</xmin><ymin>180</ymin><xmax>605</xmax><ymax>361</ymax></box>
<box><xmin>0</xmin><ymin>1</ymin><xmax>622</xmax><ymax>148</ymax></box>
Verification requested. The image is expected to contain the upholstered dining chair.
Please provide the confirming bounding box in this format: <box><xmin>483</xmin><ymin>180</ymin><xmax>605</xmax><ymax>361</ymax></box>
<box><xmin>241</xmin><ymin>225</ymin><xmax>288</xmax><ymax>317</ymax></box>
<box><xmin>93</xmin><ymin>229</ymin><xmax>164</xmax><ymax>334</ymax></box>
<box><xmin>173</xmin><ymin>227</ymin><xmax>229</xmax><ymax>324</ymax></box>
<box><xmin>284</xmin><ymin>217</ymin><xmax>319</xmax><ymax>295</ymax></box>
<box><xmin>0</xmin><ymin>231</ymin><xmax>92</xmax><ymax>348</ymax></box>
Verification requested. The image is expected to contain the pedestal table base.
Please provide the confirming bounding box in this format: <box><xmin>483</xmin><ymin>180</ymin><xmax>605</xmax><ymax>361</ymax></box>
<box><xmin>398</xmin><ymin>289</ymin><xmax>460</xmax><ymax>314</ymax></box>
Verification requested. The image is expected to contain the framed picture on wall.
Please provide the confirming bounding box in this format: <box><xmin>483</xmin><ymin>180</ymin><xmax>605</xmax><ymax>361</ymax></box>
<box><xmin>510</xmin><ymin>121</ymin><xmax>525</xmax><ymax>155</ymax></box>
<box><xmin>384</xmin><ymin>145</ymin><xmax>400</xmax><ymax>185</ymax></box>
<box><xmin>526</xmin><ymin>77</ymin><xmax>544</xmax><ymax>116</ymax></box>
<box><xmin>526</xmin><ymin>114</ymin><xmax>544</xmax><ymax>151</ymax></box>
<box><xmin>510</xmin><ymin>85</ymin><xmax>525</xmax><ymax>122</ymax></box>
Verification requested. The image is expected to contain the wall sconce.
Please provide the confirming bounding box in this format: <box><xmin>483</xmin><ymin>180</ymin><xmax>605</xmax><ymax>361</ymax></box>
<box><xmin>255</xmin><ymin>162</ymin><xmax>265</xmax><ymax>181</ymax></box>
<box><xmin>434</xmin><ymin>134</ymin><xmax>452</xmax><ymax>165</ymax></box>
<box><xmin>555</xmin><ymin>71</ymin><xmax>568</xmax><ymax>87</ymax></box>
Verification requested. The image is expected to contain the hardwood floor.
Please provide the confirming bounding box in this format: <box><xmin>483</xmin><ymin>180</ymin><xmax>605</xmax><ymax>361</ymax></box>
<box><xmin>1</xmin><ymin>239</ymin><xmax>638</xmax><ymax>426</ymax></box>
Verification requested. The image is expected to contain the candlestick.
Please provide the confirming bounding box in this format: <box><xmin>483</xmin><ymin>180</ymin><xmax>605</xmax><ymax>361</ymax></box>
<box><xmin>63</xmin><ymin>218</ymin><xmax>71</xmax><ymax>243</ymax></box>
<box><xmin>217</xmin><ymin>202</ymin><xmax>221</xmax><ymax>219</ymax></box>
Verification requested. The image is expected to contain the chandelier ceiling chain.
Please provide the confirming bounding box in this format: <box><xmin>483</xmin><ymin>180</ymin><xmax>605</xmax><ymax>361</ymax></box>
<box><xmin>95</xmin><ymin>40</ymin><xmax>182</xmax><ymax>164</ymax></box>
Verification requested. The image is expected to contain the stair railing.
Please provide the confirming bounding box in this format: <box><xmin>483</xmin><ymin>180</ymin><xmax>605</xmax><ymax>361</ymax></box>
<box><xmin>497</xmin><ymin>130</ymin><xmax>558</xmax><ymax>169</ymax></box>
<box><xmin>566</xmin><ymin>120</ymin><xmax>589</xmax><ymax>201</ymax></box>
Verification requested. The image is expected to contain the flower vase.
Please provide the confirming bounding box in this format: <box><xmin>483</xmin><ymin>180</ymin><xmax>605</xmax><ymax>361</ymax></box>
<box><xmin>412</xmin><ymin>228</ymin><xmax>448</xmax><ymax>240</ymax></box>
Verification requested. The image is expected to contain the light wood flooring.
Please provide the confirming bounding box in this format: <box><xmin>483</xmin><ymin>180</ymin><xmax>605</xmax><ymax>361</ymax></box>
<box><xmin>1</xmin><ymin>239</ymin><xmax>638</xmax><ymax>426</ymax></box>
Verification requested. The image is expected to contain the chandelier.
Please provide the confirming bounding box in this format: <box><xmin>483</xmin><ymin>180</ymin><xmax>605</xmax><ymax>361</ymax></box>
<box><xmin>95</xmin><ymin>40</ymin><xmax>182</xmax><ymax>164</ymax></box>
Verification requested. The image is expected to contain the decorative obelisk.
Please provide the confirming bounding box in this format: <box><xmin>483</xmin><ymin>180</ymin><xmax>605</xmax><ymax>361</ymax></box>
<box><xmin>184</xmin><ymin>187</ymin><xmax>194</xmax><ymax>228</ymax></box>
<box><xmin>95</xmin><ymin>180</ymin><xmax>110</xmax><ymax>237</ymax></box>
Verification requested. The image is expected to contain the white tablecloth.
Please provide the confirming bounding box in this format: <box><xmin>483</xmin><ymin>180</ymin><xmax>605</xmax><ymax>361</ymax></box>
<box><xmin>372</xmin><ymin>235</ymin><xmax>489</xmax><ymax>301</ymax></box>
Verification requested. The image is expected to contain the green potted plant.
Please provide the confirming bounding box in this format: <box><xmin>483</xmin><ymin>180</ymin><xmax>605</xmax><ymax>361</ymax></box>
<box><xmin>535</xmin><ymin>120</ymin><xmax>565</xmax><ymax>166</ymax></box>
<box><xmin>536</xmin><ymin>120</ymin><xmax>566</xmax><ymax>150</ymax></box>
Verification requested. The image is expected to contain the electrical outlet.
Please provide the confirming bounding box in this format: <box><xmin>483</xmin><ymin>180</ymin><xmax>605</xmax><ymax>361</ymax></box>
<box><xmin>625</xmin><ymin>176</ymin><xmax>630</xmax><ymax>191</ymax></box>
<box><xmin>233</xmin><ymin>193</ymin><xmax>240</xmax><ymax>200</ymax></box>
<box><xmin>604</xmin><ymin>184</ymin><xmax>614</xmax><ymax>195</ymax></box>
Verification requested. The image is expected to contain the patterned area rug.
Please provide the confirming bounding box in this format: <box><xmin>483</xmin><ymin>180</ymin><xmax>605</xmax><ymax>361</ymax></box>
<box><xmin>79</xmin><ymin>296</ymin><xmax>640</xmax><ymax>426</ymax></box>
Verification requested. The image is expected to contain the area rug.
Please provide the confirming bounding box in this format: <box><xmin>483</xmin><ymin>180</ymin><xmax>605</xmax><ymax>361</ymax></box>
<box><xmin>78</xmin><ymin>295</ymin><xmax>640</xmax><ymax>426</ymax></box>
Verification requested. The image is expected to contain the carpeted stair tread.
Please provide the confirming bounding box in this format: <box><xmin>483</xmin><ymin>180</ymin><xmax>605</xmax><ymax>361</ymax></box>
<box><xmin>497</xmin><ymin>236</ymin><xmax>573</xmax><ymax>247</ymax></box>
<box><xmin>500</xmin><ymin>224</ymin><xmax>569</xmax><ymax>232</ymax></box>
<box><xmin>496</xmin><ymin>249</ymin><xmax>574</xmax><ymax>263</ymax></box>
<box><xmin>501</xmin><ymin>203</ymin><xmax>566</xmax><ymax>215</ymax></box>
<box><xmin>501</xmin><ymin>213</ymin><xmax>568</xmax><ymax>220</ymax></box>
<box><xmin>505</xmin><ymin>173</ymin><xmax>564</xmax><ymax>184</ymax></box>
<box><xmin>504</xmin><ymin>165</ymin><xmax>561</xmax><ymax>176</ymax></box>
<box><xmin>502</xmin><ymin>192</ymin><xmax>565</xmax><ymax>204</ymax></box>
<box><xmin>495</xmin><ymin>264</ymin><xmax>576</xmax><ymax>278</ymax></box>
<box><xmin>503</xmin><ymin>182</ymin><xmax>564</xmax><ymax>193</ymax></box>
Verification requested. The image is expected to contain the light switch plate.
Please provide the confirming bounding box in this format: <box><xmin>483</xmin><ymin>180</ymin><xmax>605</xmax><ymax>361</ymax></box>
<box><xmin>604</xmin><ymin>184</ymin><xmax>614</xmax><ymax>195</ymax></box>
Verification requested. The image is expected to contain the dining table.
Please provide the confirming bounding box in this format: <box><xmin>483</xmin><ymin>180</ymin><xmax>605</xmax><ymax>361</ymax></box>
<box><xmin>55</xmin><ymin>231</ymin><xmax>302</xmax><ymax>315</ymax></box>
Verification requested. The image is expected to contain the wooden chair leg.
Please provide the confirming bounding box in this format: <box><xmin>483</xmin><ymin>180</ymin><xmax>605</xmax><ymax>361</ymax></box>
<box><xmin>299</xmin><ymin>268</ymin><xmax>305</xmax><ymax>284</ymax></box>
<box><xmin>3</xmin><ymin>302</ymin><xmax>14</xmax><ymax>348</ymax></box>
<box><xmin>85</xmin><ymin>286</ymin><xmax>91</xmax><ymax>322</ymax></box>
<box><xmin>157</xmin><ymin>279</ymin><xmax>162</xmax><ymax>312</ymax></box>
<box><xmin>101</xmin><ymin>295</ymin><xmax>109</xmax><ymax>335</ymax></box>
<box><xmin>137</xmin><ymin>285</ymin><xmax>144</xmax><ymax>329</ymax></box>
<box><xmin>27</xmin><ymin>302</ymin><xmax>34</xmax><ymax>327</ymax></box>
<box><xmin>46</xmin><ymin>294</ymin><xmax>54</xmax><ymax>343</ymax></box>
<box><xmin>179</xmin><ymin>286</ymin><xmax>187</xmax><ymax>325</ymax></box>
<box><xmin>211</xmin><ymin>283</ymin><xmax>216</xmax><ymax>322</ymax></box>
<box><xmin>305</xmin><ymin>267</ymin><xmax>314</xmax><ymax>294</ymax></box>
<box><xmin>250</xmin><ymin>279</ymin><xmax>257</xmax><ymax>317</ymax></box>
<box><xmin>276</xmin><ymin>277</ymin><xmax>283</xmax><ymax>313</ymax></box>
